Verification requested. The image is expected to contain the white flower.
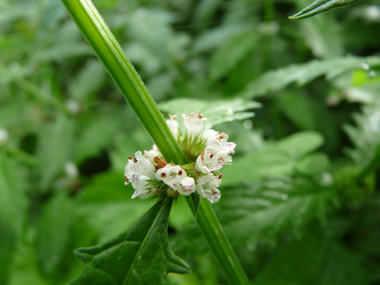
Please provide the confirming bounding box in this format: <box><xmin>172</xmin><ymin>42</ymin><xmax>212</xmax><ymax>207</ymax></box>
<box><xmin>195</xmin><ymin>173</ymin><xmax>222</xmax><ymax>198</ymax></box>
<box><xmin>124</xmin><ymin>151</ymin><xmax>156</xmax><ymax>199</ymax></box>
<box><xmin>204</xmin><ymin>130</ymin><xmax>235</xmax><ymax>155</ymax></box>
<box><xmin>195</xmin><ymin>146</ymin><xmax>231</xmax><ymax>174</ymax></box>
<box><xmin>156</xmin><ymin>164</ymin><xmax>187</xmax><ymax>191</ymax></box>
<box><xmin>182</xmin><ymin>112</ymin><xmax>206</xmax><ymax>139</ymax></box>
<box><xmin>132</xmin><ymin>188</ymin><xmax>152</xmax><ymax>199</ymax></box>
<box><xmin>144</xmin><ymin>144</ymin><xmax>162</xmax><ymax>163</ymax></box>
<box><xmin>178</xmin><ymin>177</ymin><xmax>196</xmax><ymax>196</ymax></box>
<box><xmin>205</xmin><ymin>188</ymin><xmax>221</xmax><ymax>203</ymax></box>
<box><xmin>64</xmin><ymin>161</ymin><xmax>78</xmax><ymax>178</ymax></box>
<box><xmin>166</xmin><ymin>114</ymin><xmax>179</xmax><ymax>138</ymax></box>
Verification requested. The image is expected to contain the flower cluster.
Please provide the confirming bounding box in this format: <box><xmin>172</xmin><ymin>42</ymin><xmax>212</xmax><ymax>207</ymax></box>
<box><xmin>124</xmin><ymin>113</ymin><xmax>235</xmax><ymax>203</ymax></box>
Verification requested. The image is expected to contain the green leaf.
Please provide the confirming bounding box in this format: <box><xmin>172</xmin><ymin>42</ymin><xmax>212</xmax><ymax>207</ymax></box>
<box><xmin>210</xmin><ymin>30</ymin><xmax>259</xmax><ymax>80</ymax></box>
<box><xmin>158</xmin><ymin>98</ymin><xmax>260</xmax><ymax>129</ymax></box>
<box><xmin>0</xmin><ymin>221</ymin><xmax>16</xmax><ymax>285</ymax></box>
<box><xmin>9</xmin><ymin>227</ymin><xmax>50</xmax><ymax>285</ymax></box>
<box><xmin>289</xmin><ymin>0</ymin><xmax>361</xmax><ymax>20</ymax></box>
<box><xmin>68</xmin><ymin>59</ymin><xmax>106</xmax><ymax>101</ymax></box>
<box><xmin>36</xmin><ymin>190</ymin><xmax>72</xmax><ymax>275</ymax></box>
<box><xmin>218</xmin><ymin>176</ymin><xmax>335</xmax><ymax>246</ymax></box>
<box><xmin>239</xmin><ymin>56</ymin><xmax>380</xmax><ymax>98</ymax></box>
<box><xmin>69</xmin><ymin>197</ymin><xmax>190</xmax><ymax>285</ymax></box>
<box><xmin>0</xmin><ymin>151</ymin><xmax>28</xmax><ymax>236</ymax></box>
<box><xmin>74</xmin><ymin>111</ymin><xmax>121</xmax><ymax>164</ymax></box>
<box><xmin>344</xmin><ymin>102</ymin><xmax>380</xmax><ymax>179</ymax></box>
<box><xmin>37</xmin><ymin>114</ymin><xmax>75</xmax><ymax>191</ymax></box>
<box><xmin>277</xmin><ymin>92</ymin><xmax>317</xmax><ymax>130</ymax></box>
<box><xmin>254</xmin><ymin>234</ymin><xmax>370</xmax><ymax>285</ymax></box>
<box><xmin>222</xmin><ymin>131</ymin><xmax>324</xmax><ymax>186</ymax></box>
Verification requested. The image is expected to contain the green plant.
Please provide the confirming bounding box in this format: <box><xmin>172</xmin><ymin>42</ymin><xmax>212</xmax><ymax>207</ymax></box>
<box><xmin>1</xmin><ymin>0</ymin><xmax>379</xmax><ymax>284</ymax></box>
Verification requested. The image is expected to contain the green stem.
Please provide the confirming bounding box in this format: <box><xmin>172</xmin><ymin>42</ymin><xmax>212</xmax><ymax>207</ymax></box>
<box><xmin>61</xmin><ymin>0</ymin><xmax>187</xmax><ymax>165</ymax></box>
<box><xmin>61</xmin><ymin>0</ymin><xmax>249</xmax><ymax>284</ymax></box>
<box><xmin>186</xmin><ymin>197</ymin><xmax>250</xmax><ymax>285</ymax></box>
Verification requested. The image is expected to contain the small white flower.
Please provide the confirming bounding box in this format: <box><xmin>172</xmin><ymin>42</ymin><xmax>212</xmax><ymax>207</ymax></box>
<box><xmin>64</xmin><ymin>161</ymin><xmax>78</xmax><ymax>178</ymax></box>
<box><xmin>195</xmin><ymin>173</ymin><xmax>222</xmax><ymax>198</ymax></box>
<box><xmin>178</xmin><ymin>177</ymin><xmax>196</xmax><ymax>196</ymax></box>
<box><xmin>182</xmin><ymin>112</ymin><xmax>206</xmax><ymax>139</ymax></box>
<box><xmin>156</xmin><ymin>164</ymin><xmax>187</xmax><ymax>191</ymax></box>
<box><xmin>166</xmin><ymin>114</ymin><xmax>179</xmax><ymax>139</ymax></box>
<box><xmin>205</xmin><ymin>188</ymin><xmax>221</xmax><ymax>203</ymax></box>
<box><xmin>0</xmin><ymin>129</ymin><xmax>9</xmax><ymax>147</ymax></box>
<box><xmin>195</xmin><ymin>146</ymin><xmax>231</xmax><ymax>174</ymax></box>
<box><xmin>124</xmin><ymin>151</ymin><xmax>156</xmax><ymax>199</ymax></box>
<box><xmin>204</xmin><ymin>131</ymin><xmax>235</xmax><ymax>155</ymax></box>
<box><xmin>144</xmin><ymin>145</ymin><xmax>162</xmax><ymax>163</ymax></box>
<box><xmin>132</xmin><ymin>189</ymin><xmax>152</xmax><ymax>199</ymax></box>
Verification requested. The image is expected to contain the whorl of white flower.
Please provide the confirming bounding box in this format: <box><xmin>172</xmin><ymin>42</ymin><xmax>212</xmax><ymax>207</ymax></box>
<box><xmin>156</xmin><ymin>164</ymin><xmax>187</xmax><ymax>191</ymax></box>
<box><xmin>0</xmin><ymin>129</ymin><xmax>9</xmax><ymax>147</ymax></box>
<box><xmin>182</xmin><ymin>112</ymin><xmax>206</xmax><ymax>139</ymax></box>
<box><xmin>124</xmin><ymin>113</ymin><xmax>235</xmax><ymax>203</ymax></box>
<box><xmin>178</xmin><ymin>177</ymin><xmax>196</xmax><ymax>196</ymax></box>
<box><xmin>166</xmin><ymin>114</ymin><xmax>179</xmax><ymax>138</ymax></box>
<box><xmin>124</xmin><ymin>151</ymin><xmax>156</xmax><ymax>199</ymax></box>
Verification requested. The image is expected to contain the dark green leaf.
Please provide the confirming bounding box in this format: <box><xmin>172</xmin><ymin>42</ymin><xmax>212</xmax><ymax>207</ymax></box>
<box><xmin>69</xmin><ymin>197</ymin><xmax>190</xmax><ymax>285</ymax></box>
<box><xmin>289</xmin><ymin>0</ymin><xmax>361</xmax><ymax>20</ymax></box>
<box><xmin>222</xmin><ymin>131</ymin><xmax>324</xmax><ymax>186</ymax></box>
<box><xmin>254</xmin><ymin>233</ymin><xmax>370</xmax><ymax>285</ymax></box>
<box><xmin>37</xmin><ymin>115</ymin><xmax>75</xmax><ymax>191</ymax></box>
<box><xmin>218</xmin><ymin>176</ymin><xmax>335</xmax><ymax>245</ymax></box>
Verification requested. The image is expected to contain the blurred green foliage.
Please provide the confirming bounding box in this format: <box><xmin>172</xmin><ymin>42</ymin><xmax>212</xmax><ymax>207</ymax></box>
<box><xmin>0</xmin><ymin>0</ymin><xmax>380</xmax><ymax>284</ymax></box>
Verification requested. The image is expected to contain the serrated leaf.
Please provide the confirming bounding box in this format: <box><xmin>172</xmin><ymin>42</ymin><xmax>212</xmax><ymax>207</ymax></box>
<box><xmin>158</xmin><ymin>98</ymin><xmax>260</xmax><ymax>129</ymax></box>
<box><xmin>222</xmin><ymin>131</ymin><xmax>324</xmax><ymax>186</ymax></box>
<box><xmin>254</xmin><ymin>234</ymin><xmax>370</xmax><ymax>285</ymax></box>
<box><xmin>69</xmin><ymin>197</ymin><xmax>190</xmax><ymax>285</ymax></box>
<box><xmin>344</xmin><ymin>103</ymin><xmax>380</xmax><ymax>169</ymax></box>
<box><xmin>217</xmin><ymin>176</ymin><xmax>335</xmax><ymax>246</ymax></box>
<box><xmin>36</xmin><ymin>190</ymin><xmax>72</xmax><ymax>275</ymax></box>
<box><xmin>239</xmin><ymin>56</ymin><xmax>380</xmax><ymax>98</ymax></box>
<box><xmin>37</xmin><ymin>115</ymin><xmax>75</xmax><ymax>191</ymax></box>
<box><xmin>289</xmin><ymin>0</ymin><xmax>361</xmax><ymax>20</ymax></box>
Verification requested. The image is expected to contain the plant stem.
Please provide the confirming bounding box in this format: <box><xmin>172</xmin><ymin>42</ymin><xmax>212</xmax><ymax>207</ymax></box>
<box><xmin>61</xmin><ymin>0</ymin><xmax>249</xmax><ymax>283</ymax></box>
<box><xmin>186</xmin><ymin>197</ymin><xmax>250</xmax><ymax>285</ymax></box>
<box><xmin>61</xmin><ymin>0</ymin><xmax>187</xmax><ymax>165</ymax></box>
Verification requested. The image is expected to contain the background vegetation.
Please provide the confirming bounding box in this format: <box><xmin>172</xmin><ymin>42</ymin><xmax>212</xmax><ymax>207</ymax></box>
<box><xmin>1</xmin><ymin>0</ymin><xmax>380</xmax><ymax>284</ymax></box>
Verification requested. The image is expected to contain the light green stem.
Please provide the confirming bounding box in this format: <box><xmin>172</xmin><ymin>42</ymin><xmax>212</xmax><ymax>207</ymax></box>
<box><xmin>61</xmin><ymin>0</ymin><xmax>249</xmax><ymax>284</ymax></box>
